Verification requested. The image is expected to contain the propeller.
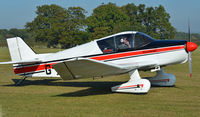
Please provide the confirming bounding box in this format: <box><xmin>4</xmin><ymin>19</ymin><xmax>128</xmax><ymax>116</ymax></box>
<box><xmin>187</xmin><ymin>21</ymin><xmax>197</xmax><ymax>77</ymax></box>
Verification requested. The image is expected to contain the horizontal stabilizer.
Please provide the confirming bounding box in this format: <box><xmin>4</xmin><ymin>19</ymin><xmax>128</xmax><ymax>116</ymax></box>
<box><xmin>0</xmin><ymin>59</ymin><xmax>41</xmax><ymax>64</ymax></box>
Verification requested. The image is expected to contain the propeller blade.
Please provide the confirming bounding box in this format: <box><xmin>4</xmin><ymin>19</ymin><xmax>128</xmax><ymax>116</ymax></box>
<box><xmin>188</xmin><ymin>20</ymin><xmax>192</xmax><ymax>77</ymax></box>
<box><xmin>188</xmin><ymin>52</ymin><xmax>192</xmax><ymax>77</ymax></box>
<box><xmin>188</xmin><ymin>20</ymin><xmax>191</xmax><ymax>42</ymax></box>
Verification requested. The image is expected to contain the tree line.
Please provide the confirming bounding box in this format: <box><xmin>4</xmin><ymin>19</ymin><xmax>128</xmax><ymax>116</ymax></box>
<box><xmin>0</xmin><ymin>3</ymin><xmax>193</xmax><ymax>48</ymax></box>
<box><xmin>0</xmin><ymin>28</ymin><xmax>33</xmax><ymax>47</ymax></box>
<box><xmin>175</xmin><ymin>32</ymin><xmax>200</xmax><ymax>45</ymax></box>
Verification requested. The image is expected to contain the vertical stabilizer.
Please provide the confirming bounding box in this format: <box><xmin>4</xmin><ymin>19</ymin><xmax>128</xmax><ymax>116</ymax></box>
<box><xmin>2</xmin><ymin>37</ymin><xmax>59</xmax><ymax>78</ymax></box>
<box><xmin>7</xmin><ymin>37</ymin><xmax>36</xmax><ymax>61</ymax></box>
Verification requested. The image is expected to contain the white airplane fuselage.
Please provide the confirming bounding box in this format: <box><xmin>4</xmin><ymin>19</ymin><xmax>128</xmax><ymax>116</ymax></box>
<box><xmin>12</xmin><ymin>31</ymin><xmax>188</xmax><ymax>78</ymax></box>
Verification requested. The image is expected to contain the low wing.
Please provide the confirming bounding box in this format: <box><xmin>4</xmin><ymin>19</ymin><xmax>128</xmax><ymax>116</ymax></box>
<box><xmin>117</xmin><ymin>60</ymin><xmax>158</xmax><ymax>70</ymax></box>
<box><xmin>53</xmin><ymin>58</ymin><xmax>131</xmax><ymax>80</ymax></box>
<box><xmin>53</xmin><ymin>58</ymin><xmax>158</xmax><ymax>80</ymax></box>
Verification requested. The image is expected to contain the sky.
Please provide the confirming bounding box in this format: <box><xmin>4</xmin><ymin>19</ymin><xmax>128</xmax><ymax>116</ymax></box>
<box><xmin>0</xmin><ymin>0</ymin><xmax>199</xmax><ymax>33</ymax></box>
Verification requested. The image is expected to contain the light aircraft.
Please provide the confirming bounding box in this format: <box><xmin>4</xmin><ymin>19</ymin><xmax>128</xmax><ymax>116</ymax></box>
<box><xmin>0</xmin><ymin>31</ymin><xmax>197</xmax><ymax>93</ymax></box>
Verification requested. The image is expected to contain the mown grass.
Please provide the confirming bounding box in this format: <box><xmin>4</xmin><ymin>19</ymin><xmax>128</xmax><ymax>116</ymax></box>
<box><xmin>0</xmin><ymin>47</ymin><xmax>199</xmax><ymax>117</ymax></box>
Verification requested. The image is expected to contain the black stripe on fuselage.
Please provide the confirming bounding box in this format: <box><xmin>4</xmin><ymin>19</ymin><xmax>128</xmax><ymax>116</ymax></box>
<box><xmin>141</xmin><ymin>40</ymin><xmax>187</xmax><ymax>50</ymax></box>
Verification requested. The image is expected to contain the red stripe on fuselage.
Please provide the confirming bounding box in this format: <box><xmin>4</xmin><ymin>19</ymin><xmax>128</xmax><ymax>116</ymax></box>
<box><xmin>90</xmin><ymin>45</ymin><xmax>185</xmax><ymax>61</ymax></box>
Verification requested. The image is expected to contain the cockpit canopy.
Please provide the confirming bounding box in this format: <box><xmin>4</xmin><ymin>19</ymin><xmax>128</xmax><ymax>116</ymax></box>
<box><xmin>97</xmin><ymin>32</ymin><xmax>154</xmax><ymax>53</ymax></box>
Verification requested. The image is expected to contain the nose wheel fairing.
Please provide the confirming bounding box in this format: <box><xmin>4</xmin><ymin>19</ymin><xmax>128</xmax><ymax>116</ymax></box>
<box><xmin>145</xmin><ymin>68</ymin><xmax>176</xmax><ymax>87</ymax></box>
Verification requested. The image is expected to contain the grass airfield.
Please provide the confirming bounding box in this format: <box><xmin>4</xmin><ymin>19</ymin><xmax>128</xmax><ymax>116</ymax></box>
<box><xmin>0</xmin><ymin>47</ymin><xmax>199</xmax><ymax>117</ymax></box>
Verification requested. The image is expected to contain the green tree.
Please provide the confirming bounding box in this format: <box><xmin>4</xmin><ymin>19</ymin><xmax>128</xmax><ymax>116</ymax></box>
<box><xmin>90</xmin><ymin>27</ymin><xmax>110</xmax><ymax>40</ymax></box>
<box><xmin>119</xmin><ymin>3</ymin><xmax>142</xmax><ymax>32</ymax></box>
<box><xmin>26</xmin><ymin>4</ymin><xmax>87</xmax><ymax>48</ymax></box>
<box><xmin>87</xmin><ymin>3</ymin><xmax>129</xmax><ymax>40</ymax></box>
<box><xmin>153</xmin><ymin>5</ymin><xmax>175</xmax><ymax>39</ymax></box>
<box><xmin>132</xmin><ymin>5</ymin><xmax>175</xmax><ymax>39</ymax></box>
<box><xmin>87</xmin><ymin>3</ymin><xmax>175</xmax><ymax>40</ymax></box>
<box><xmin>26</xmin><ymin>4</ymin><xmax>67</xmax><ymax>47</ymax></box>
<box><xmin>136</xmin><ymin>4</ymin><xmax>146</xmax><ymax>31</ymax></box>
<box><xmin>59</xmin><ymin>7</ymin><xmax>88</xmax><ymax>48</ymax></box>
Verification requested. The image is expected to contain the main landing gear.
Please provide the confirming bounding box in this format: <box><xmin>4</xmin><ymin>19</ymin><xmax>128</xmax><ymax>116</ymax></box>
<box><xmin>111</xmin><ymin>68</ymin><xmax>176</xmax><ymax>94</ymax></box>
<box><xmin>111</xmin><ymin>69</ymin><xmax>151</xmax><ymax>93</ymax></box>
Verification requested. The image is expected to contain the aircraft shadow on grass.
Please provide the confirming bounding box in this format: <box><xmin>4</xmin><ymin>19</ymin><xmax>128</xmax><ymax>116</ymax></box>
<box><xmin>3</xmin><ymin>78</ymin><xmax>178</xmax><ymax>97</ymax></box>
<box><xmin>4</xmin><ymin>79</ymin><xmax>125</xmax><ymax>97</ymax></box>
